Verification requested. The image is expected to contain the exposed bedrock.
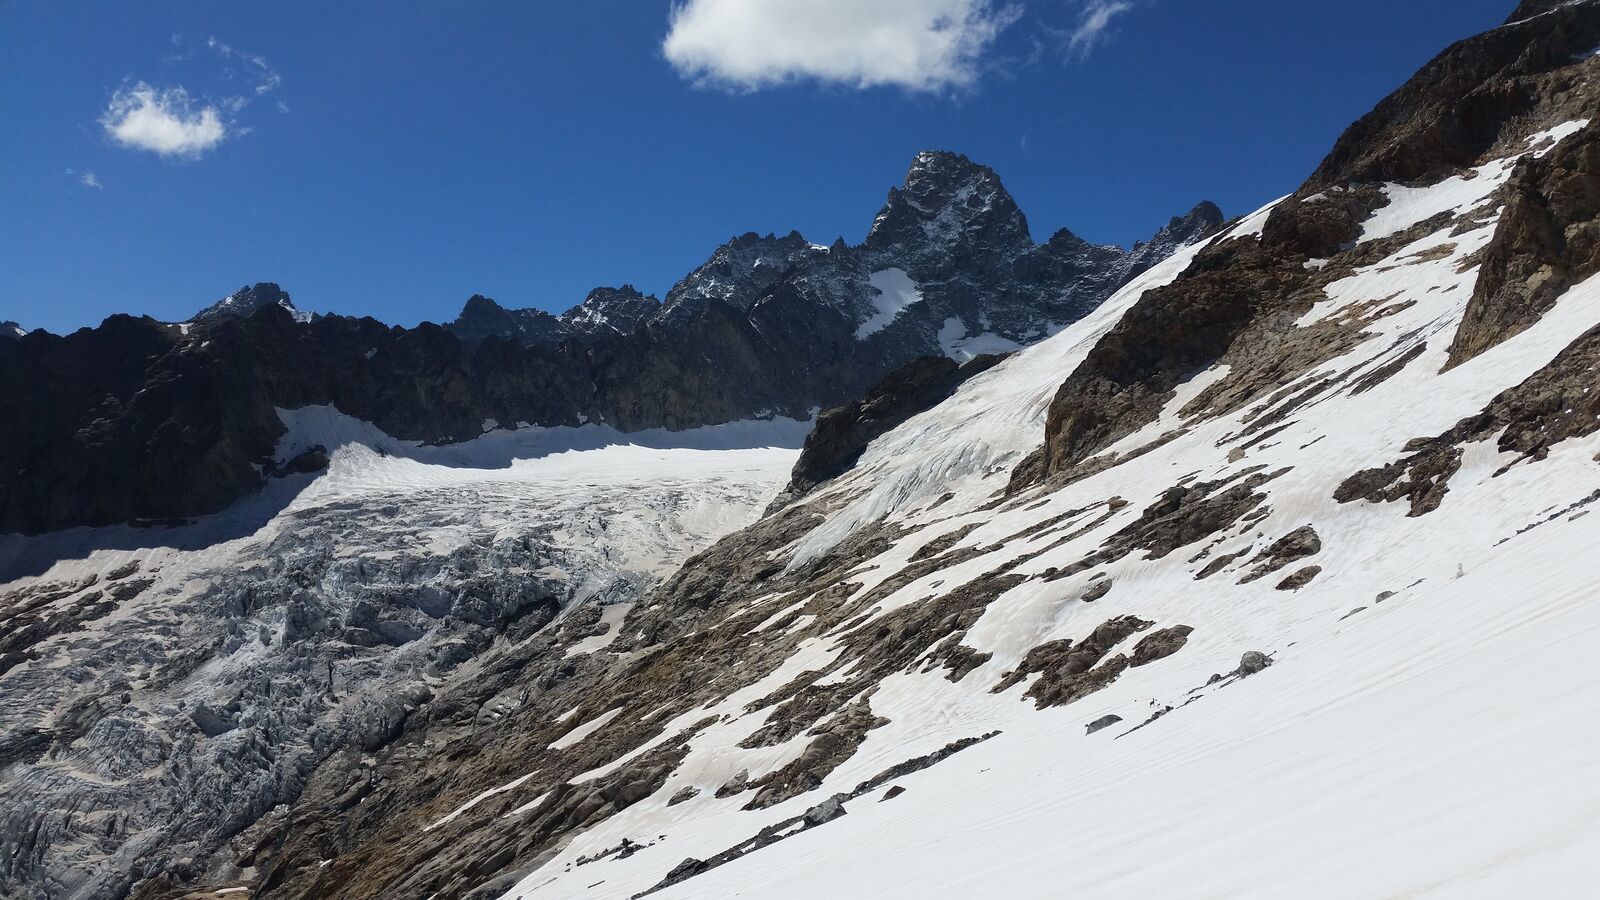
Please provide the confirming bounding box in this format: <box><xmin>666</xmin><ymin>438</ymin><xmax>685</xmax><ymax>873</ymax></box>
<box><xmin>1307</xmin><ymin>1</ymin><xmax>1600</xmax><ymax>189</ymax></box>
<box><xmin>1448</xmin><ymin>120</ymin><xmax>1600</xmax><ymax>367</ymax></box>
<box><xmin>775</xmin><ymin>352</ymin><xmax>1008</xmax><ymax>506</ymax></box>
<box><xmin>1019</xmin><ymin>3</ymin><xmax>1600</xmax><ymax>492</ymax></box>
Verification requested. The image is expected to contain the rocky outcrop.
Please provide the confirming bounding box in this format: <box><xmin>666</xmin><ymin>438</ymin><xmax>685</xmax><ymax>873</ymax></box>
<box><xmin>558</xmin><ymin>285</ymin><xmax>662</xmax><ymax>337</ymax></box>
<box><xmin>446</xmin><ymin>294</ymin><xmax>571</xmax><ymax>347</ymax></box>
<box><xmin>1306</xmin><ymin>0</ymin><xmax>1600</xmax><ymax>189</ymax></box>
<box><xmin>1022</xmin><ymin>1</ymin><xmax>1600</xmax><ymax>492</ymax></box>
<box><xmin>1239</xmin><ymin>525</ymin><xmax>1322</xmax><ymax>584</ymax></box>
<box><xmin>993</xmin><ymin>617</ymin><xmax>1194</xmax><ymax>709</ymax></box>
<box><xmin>1447</xmin><ymin>120</ymin><xmax>1600</xmax><ymax>367</ymax></box>
<box><xmin>777</xmin><ymin>353</ymin><xmax>1007</xmax><ymax>504</ymax></box>
<box><xmin>193</xmin><ymin>283</ymin><xmax>311</xmax><ymax>324</ymax></box>
<box><xmin>1029</xmin><ymin>237</ymin><xmax>1309</xmax><ymax>481</ymax></box>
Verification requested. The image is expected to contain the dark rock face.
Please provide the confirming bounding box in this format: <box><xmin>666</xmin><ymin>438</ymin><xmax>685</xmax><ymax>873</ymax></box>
<box><xmin>446</xmin><ymin>294</ymin><xmax>571</xmax><ymax>347</ymax></box>
<box><xmin>1448</xmin><ymin>120</ymin><xmax>1600</xmax><ymax>367</ymax></box>
<box><xmin>0</xmin><ymin>313</ymin><xmax>286</xmax><ymax>535</ymax></box>
<box><xmin>558</xmin><ymin>285</ymin><xmax>661</xmax><ymax>337</ymax></box>
<box><xmin>1</xmin><ymin>152</ymin><xmax>1217</xmax><ymax>536</ymax></box>
<box><xmin>657</xmin><ymin>231</ymin><xmax>823</xmax><ymax>325</ymax></box>
<box><xmin>193</xmin><ymin>283</ymin><xmax>308</xmax><ymax>324</ymax></box>
<box><xmin>1239</xmin><ymin>526</ymin><xmax>1322</xmax><ymax>584</ymax></box>
<box><xmin>1307</xmin><ymin>2</ymin><xmax>1600</xmax><ymax>189</ymax></box>
<box><xmin>777</xmin><ymin>353</ymin><xmax>1008</xmax><ymax>504</ymax></box>
<box><xmin>1</xmin><ymin>321</ymin><xmax>24</xmax><ymax>340</ymax></box>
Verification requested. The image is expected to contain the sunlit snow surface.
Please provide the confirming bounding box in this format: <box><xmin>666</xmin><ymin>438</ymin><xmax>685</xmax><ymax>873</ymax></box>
<box><xmin>856</xmin><ymin>268</ymin><xmax>923</xmax><ymax>339</ymax></box>
<box><xmin>501</xmin><ymin>122</ymin><xmax>1600</xmax><ymax>898</ymax></box>
<box><xmin>936</xmin><ymin>316</ymin><xmax>1024</xmax><ymax>362</ymax></box>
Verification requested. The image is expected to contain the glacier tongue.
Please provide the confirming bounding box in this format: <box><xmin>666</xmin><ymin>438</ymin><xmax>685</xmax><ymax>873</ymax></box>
<box><xmin>0</xmin><ymin>412</ymin><xmax>800</xmax><ymax>898</ymax></box>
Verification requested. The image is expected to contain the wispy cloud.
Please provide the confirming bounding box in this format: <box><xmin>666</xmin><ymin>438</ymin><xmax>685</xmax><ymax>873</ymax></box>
<box><xmin>80</xmin><ymin>171</ymin><xmax>103</xmax><ymax>189</ymax></box>
<box><xmin>100</xmin><ymin>36</ymin><xmax>281</xmax><ymax>160</ymax></box>
<box><xmin>1064</xmin><ymin>0</ymin><xmax>1134</xmax><ymax>60</ymax></box>
<box><xmin>662</xmin><ymin>0</ymin><xmax>1022</xmax><ymax>92</ymax></box>
<box><xmin>206</xmin><ymin>36</ymin><xmax>282</xmax><ymax>98</ymax></box>
<box><xmin>101</xmin><ymin>83</ymin><xmax>227</xmax><ymax>158</ymax></box>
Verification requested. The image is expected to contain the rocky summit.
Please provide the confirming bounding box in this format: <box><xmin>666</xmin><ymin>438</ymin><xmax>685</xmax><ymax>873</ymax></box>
<box><xmin>6</xmin><ymin>2</ymin><xmax>1600</xmax><ymax>899</ymax></box>
<box><xmin>193</xmin><ymin>284</ymin><xmax>312</xmax><ymax>325</ymax></box>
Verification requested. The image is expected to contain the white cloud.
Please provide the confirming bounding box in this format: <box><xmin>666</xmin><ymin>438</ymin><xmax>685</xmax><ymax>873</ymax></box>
<box><xmin>662</xmin><ymin>0</ymin><xmax>1021</xmax><ymax>92</ymax></box>
<box><xmin>101</xmin><ymin>83</ymin><xmax>227</xmax><ymax>158</ymax></box>
<box><xmin>1064</xmin><ymin>0</ymin><xmax>1134</xmax><ymax>60</ymax></box>
<box><xmin>80</xmin><ymin>171</ymin><xmax>103</xmax><ymax>189</ymax></box>
<box><xmin>100</xmin><ymin>37</ymin><xmax>281</xmax><ymax>160</ymax></box>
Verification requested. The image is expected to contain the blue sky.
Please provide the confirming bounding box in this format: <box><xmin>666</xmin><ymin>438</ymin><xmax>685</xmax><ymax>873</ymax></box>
<box><xmin>3</xmin><ymin>0</ymin><xmax>1516</xmax><ymax>333</ymax></box>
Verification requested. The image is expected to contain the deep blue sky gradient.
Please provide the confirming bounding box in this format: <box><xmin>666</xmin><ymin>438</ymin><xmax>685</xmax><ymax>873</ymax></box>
<box><xmin>2</xmin><ymin>0</ymin><xmax>1517</xmax><ymax>332</ymax></box>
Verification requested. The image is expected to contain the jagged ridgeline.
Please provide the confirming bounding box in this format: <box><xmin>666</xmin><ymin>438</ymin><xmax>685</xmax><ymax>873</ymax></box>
<box><xmin>6</xmin><ymin>1</ymin><xmax>1600</xmax><ymax>898</ymax></box>
<box><xmin>0</xmin><ymin>153</ymin><xmax>1218</xmax><ymax>536</ymax></box>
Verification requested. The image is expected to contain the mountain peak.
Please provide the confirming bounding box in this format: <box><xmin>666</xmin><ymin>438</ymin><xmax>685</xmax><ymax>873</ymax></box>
<box><xmin>865</xmin><ymin>150</ymin><xmax>1031</xmax><ymax>261</ymax></box>
<box><xmin>448</xmin><ymin>294</ymin><xmax>572</xmax><ymax>346</ymax></box>
<box><xmin>193</xmin><ymin>283</ymin><xmax>308</xmax><ymax>324</ymax></box>
<box><xmin>659</xmin><ymin>231</ymin><xmax>822</xmax><ymax>320</ymax></box>
<box><xmin>1</xmin><ymin>321</ymin><xmax>23</xmax><ymax>340</ymax></box>
<box><xmin>1124</xmin><ymin>200</ymin><xmax>1226</xmax><ymax>271</ymax></box>
<box><xmin>560</xmin><ymin>285</ymin><xmax>661</xmax><ymax>336</ymax></box>
<box><xmin>458</xmin><ymin>294</ymin><xmax>507</xmax><ymax>318</ymax></box>
<box><xmin>1183</xmin><ymin>200</ymin><xmax>1226</xmax><ymax>227</ymax></box>
<box><xmin>1137</xmin><ymin>201</ymin><xmax>1226</xmax><ymax>249</ymax></box>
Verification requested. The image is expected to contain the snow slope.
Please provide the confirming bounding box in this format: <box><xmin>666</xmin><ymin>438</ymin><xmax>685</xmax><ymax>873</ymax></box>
<box><xmin>855</xmin><ymin>269</ymin><xmax>923</xmax><ymax>339</ymax></box>
<box><xmin>493</xmin><ymin>119</ymin><xmax>1600</xmax><ymax>899</ymax></box>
